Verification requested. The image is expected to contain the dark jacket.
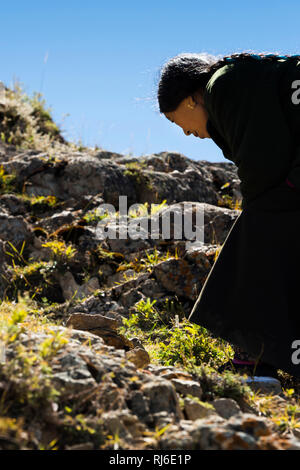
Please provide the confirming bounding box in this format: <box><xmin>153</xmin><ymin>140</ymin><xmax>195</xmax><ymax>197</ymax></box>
<box><xmin>203</xmin><ymin>56</ymin><xmax>300</xmax><ymax>209</ymax></box>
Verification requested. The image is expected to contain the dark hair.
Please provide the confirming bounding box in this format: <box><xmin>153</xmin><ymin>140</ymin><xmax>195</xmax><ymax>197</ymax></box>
<box><xmin>157</xmin><ymin>51</ymin><xmax>300</xmax><ymax>113</ymax></box>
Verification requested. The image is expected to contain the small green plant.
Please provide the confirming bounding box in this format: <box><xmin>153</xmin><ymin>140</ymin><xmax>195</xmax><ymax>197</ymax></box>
<box><xmin>151</xmin><ymin>199</ymin><xmax>167</xmax><ymax>215</ymax></box>
<box><xmin>212</xmin><ymin>369</ymin><xmax>252</xmax><ymax>401</ymax></box>
<box><xmin>5</xmin><ymin>240</ymin><xmax>27</xmax><ymax>266</ymax></box>
<box><xmin>0</xmin><ymin>81</ymin><xmax>68</xmax><ymax>151</ymax></box>
<box><xmin>0</xmin><ymin>296</ymin><xmax>62</xmax><ymax>411</ymax></box>
<box><xmin>9</xmin><ymin>260</ymin><xmax>55</xmax><ymax>293</ymax></box>
<box><xmin>120</xmin><ymin>298</ymin><xmax>163</xmax><ymax>332</ymax></box>
<box><xmin>116</xmin><ymin>248</ymin><xmax>176</xmax><ymax>274</ymax></box>
<box><xmin>124</xmin><ymin>161</ymin><xmax>154</xmax><ymax>191</ymax></box>
<box><xmin>41</xmin><ymin>239</ymin><xmax>77</xmax><ymax>263</ymax></box>
<box><xmin>0</xmin><ymin>295</ymin><xmax>29</xmax><ymax>345</ymax></box>
<box><xmin>128</xmin><ymin>202</ymin><xmax>150</xmax><ymax>218</ymax></box>
<box><xmin>4</xmin><ymin>240</ymin><xmax>60</xmax><ymax>300</ymax></box>
<box><xmin>271</xmin><ymin>408</ymin><xmax>300</xmax><ymax>434</ymax></box>
<box><xmin>151</xmin><ymin>318</ymin><xmax>233</xmax><ymax>370</ymax></box>
<box><xmin>39</xmin><ymin>329</ymin><xmax>69</xmax><ymax>360</ymax></box>
<box><xmin>28</xmin><ymin>92</ymin><xmax>61</xmax><ymax>139</ymax></box>
<box><xmin>0</xmin><ymin>165</ymin><xmax>17</xmax><ymax>194</ymax></box>
<box><xmin>4</xmin><ymin>241</ymin><xmax>62</xmax><ymax>302</ymax></box>
<box><xmin>213</xmin><ymin>244</ymin><xmax>222</xmax><ymax>262</ymax></box>
<box><xmin>127</xmin><ymin>200</ymin><xmax>167</xmax><ymax>218</ymax></box>
<box><xmin>29</xmin><ymin>194</ymin><xmax>58</xmax><ymax>208</ymax></box>
<box><xmin>142</xmin><ymin>247</ymin><xmax>178</xmax><ymax>266</ymax></box>
<box><xmin>83</xmin><ymin>208</ymin><xmax>110</xmax><ymax>224</ymax></box>
<box><xmin>124</xmin><ymin>160</ymin><xmax>147</xmax><ymax>172</ymax></box>
<box><xmin>96</xmin><ymin>244</ymin><xmax>124</xmax><ymax>262</ymax></box>
<box><xmin>218</xmin><ymin>186</ymin><xmax>242</xmax><ymax>211</ymax></box>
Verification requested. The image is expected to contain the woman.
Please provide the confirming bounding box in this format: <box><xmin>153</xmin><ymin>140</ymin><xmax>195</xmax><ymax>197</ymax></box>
<box><xmin>157</xmin><ymin>51</ymin><xmax>300</xmax><ymax>379</ymax></box>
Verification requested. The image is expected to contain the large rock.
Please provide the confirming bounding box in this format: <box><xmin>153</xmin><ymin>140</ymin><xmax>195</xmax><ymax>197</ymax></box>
<box><xmin>1</xmin><ymin>149</ymin><xmax>242</xmax><ymax>209</ymax></box>
<box><xmin>2</xmin><ymin>154</ymin><xmax>137</xmax><ymax>207</ymax></box>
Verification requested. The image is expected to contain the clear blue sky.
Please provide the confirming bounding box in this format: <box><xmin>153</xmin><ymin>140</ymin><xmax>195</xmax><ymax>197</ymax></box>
<box><xmin>1</xmin><ymin>0</ymin><xmax>300</xmax><ymax>162</ymax></box>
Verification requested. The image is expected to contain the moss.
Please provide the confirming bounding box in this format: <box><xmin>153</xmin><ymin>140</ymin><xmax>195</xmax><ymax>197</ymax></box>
<box><xmin>25</xmin><ymin>195</ymin><xmax>60</xmax><ymax>214</ymax></box>
<box><xmin>0</xmin><ymin>82</ymin><xmax>67</xmax><ymax>151</ymax></box>
<box><xmin>124</xmin><ymin>161</ymin><xmax>154</xmax><ymax>193</ymax></box>
<box><xmin>149</xmin><ymin>319</ymin><xmax>233</xmax><ymax>370</ymax></box>
<box><xmin>119</xmin><ymin>299</ymin><xmax>234</xmax><ymax>373</ymax></box>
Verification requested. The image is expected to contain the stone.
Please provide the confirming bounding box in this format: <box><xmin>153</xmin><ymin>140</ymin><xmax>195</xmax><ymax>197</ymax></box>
<box><xmin>34</xmin><ymin>210</ymin><xmax>77</xmax><ymax>233</ymax></box>
<box><xmin>171</xmin><ymin>378</ymin><xmax>202</xmax><ymax>399</ymax></box>
<box><xmin>101</xmin><ymin>410</ymin><xmax>145</xmax><ymax>439</ymax></box>
<box><xmin>127</xmin><ymin>390</ymin><xmax>150</xmax><ymax>420</ymax></box>
<box><xmin>66</xmin><ymin>312</ymin><xmax>120</xmax><ymax>331</ymax></box>
<box><xmin>141</xmin><ymin>379</ymin><xmax>183</xmax><ymax>418</ymax></box>
<box><xmin>106</xmin><ymin>269</ymin><xmax>136</xmax><ymax>287</ymax></box>
<box><xmin>56</xmin><ymin>271</ymin><xmax>100</xmax><ymax>301</ymax></box>
<box><xmin>0</xmin><ymin>194</ymin><xmax>26</xmax><ymax>215</ymax></box>
<box><xmin>65</xmin><ymin>442</ymin><xmax>94</xmax><ymax>450</ymax></box>
<box><xmin>0</xmin><ymin>212</ymin><xmax>33</xmax><ymax>247</ymax></box>
<box><xmin>211</xmin><ymin>398</ymin><xmax>242</xmax><ymax>419</ymax></box>
<box><xmin>159</xmin><ymin>370</ymin><xmax>196</xmax><ymax>381</ymax></box>
<box><xmin>125</xmin><ymin>348</ymin><xmax>150</xmax><ymax>369</ymax></box>
<box><xmin>66</xmin><ymin>311</ymin><xmax>133</xmax><ymax>351</ymax></box>
<box><xmin>52</xmin><ymin>353</ymin><xmax>96</xmax><ymax>394</ymax></box>
<box><xmin>184</xmin><ymin>397</ymin><xmax>217</xmax><ymax>420</ymax></box>
<box><xmin>242</xmin><ymin>376</ymin><xmax>282</xmax><ymax>395</ymax></box>
<box><xmin>152</xmin><ymin>411</ymin><xmax>174</xmax><ymax>429</ymax></box>
<box><xmin>227</xmin><ymin>413</ymin><xmax>272</xmax><ymax>438</ymax></box>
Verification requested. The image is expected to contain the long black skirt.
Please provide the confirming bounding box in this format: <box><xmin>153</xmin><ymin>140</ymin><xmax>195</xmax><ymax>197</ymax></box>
<box><xmin>188</xmin><ymin>180</ymin><xmax>300</xmax><ymax>378</ymax></box>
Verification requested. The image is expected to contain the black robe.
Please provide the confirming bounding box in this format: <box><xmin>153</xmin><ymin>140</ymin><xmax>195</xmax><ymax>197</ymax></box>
<box><xmin>188</xmin><ymin>56</ymin><xmax>300</xmax><ymax>377</ymax></box>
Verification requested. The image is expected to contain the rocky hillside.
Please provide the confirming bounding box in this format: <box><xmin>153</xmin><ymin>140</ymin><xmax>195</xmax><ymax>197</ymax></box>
<box><xmin>0</xmin><ymin>82</ymin><xmax>300</xmax><ymax>451</ymax></box>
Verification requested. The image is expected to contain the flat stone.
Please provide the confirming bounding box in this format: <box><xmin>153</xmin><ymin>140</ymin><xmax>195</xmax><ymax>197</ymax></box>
<box><xmin>242</xmin><ymin>376</ymin><xmax>282</xmax><ymax>395</ymax></box>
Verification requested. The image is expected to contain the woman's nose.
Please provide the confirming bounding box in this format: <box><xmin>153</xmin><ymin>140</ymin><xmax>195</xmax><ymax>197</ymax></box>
<box><xmin>184</xmin><ymin>129</ymin><xmax>191</xmax><ymax>136</ymax></box>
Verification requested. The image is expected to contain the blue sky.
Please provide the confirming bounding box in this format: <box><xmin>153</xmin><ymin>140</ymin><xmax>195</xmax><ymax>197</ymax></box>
<box><xmin>1</xmin><ymin>0</ymin><xmax>300</xmax><ymax>162</ymax></box>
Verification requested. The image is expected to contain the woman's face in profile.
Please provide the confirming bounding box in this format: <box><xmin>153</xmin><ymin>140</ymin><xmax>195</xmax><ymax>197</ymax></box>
<box><xmin>164</xmin><ymin>93</ymin><xmax>211</xmax><ymax>139</ymax></box>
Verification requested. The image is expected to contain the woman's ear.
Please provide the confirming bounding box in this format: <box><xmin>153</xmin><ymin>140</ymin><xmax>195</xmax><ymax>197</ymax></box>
<box><xmin>186</xmin><ymin>95</ymin><xmax>196</xmax><ymax>109</ymax></box>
